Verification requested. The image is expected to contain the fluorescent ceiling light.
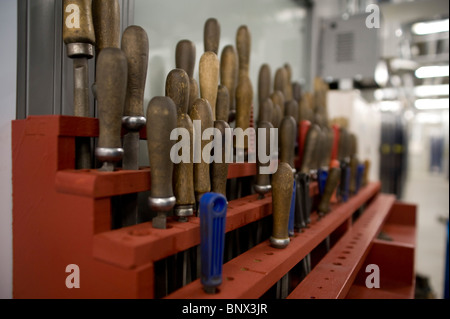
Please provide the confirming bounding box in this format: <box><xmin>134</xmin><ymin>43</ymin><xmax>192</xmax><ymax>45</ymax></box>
<box><xmin>415</xmin><ymin>65</ymin><xmax>449</xmax><ymax>78</ymax></box>
<box><xmin>379</xmin><ymin>101</ymin><xmax>402</xmax><ymax>112</ymax></box>
<box><xmin>415</xmin><ymin>113</ymin><xmax>443</xmax><ymax>124</ymax></box>
<box><xmin>414</xmin><ymin>85</ymin><xmax>449</xmax><ymax>97</ymax></box>
<box><xmin>412</xmin><ymin>19</ymin><xmax>449</xmax><ymax>35</ymax></box>
<box><xmin>415</xmin><ymin>98</ymin><xmax>449</xmax><ymax>110</ymax></box>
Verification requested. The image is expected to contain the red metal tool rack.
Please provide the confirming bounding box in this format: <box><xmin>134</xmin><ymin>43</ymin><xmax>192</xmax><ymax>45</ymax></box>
<box><xmin>12</xmin><ymin>115</ymin><xmax>416</xmax><ymax>299</ymax></box>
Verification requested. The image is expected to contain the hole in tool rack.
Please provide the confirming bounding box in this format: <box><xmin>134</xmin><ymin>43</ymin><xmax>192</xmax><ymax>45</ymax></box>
<box><xmin>265</xmin><ymin>252</ymin><xmax>274</xmax><ymax>256</ymax></box>
<box><xmin>333</xmin><ymin>262</ymin><xmax>342</xmax><ymax>266</ymax></box>
<box><xmin>226</xmin><ymin>277</ymin><xmax>234</xmax><ymax>281</ymax></box>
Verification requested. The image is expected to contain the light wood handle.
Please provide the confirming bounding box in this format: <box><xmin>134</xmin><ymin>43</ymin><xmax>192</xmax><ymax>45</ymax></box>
<box><xmin>216</xmin><ymin>85</ymin><xmax>229</xmax><ymax>123</ymax></box>
<box><xmin>220</xmin><ymin>45</ymin><xmax>238</xmax><ymax>122</ymax></box>
<box><xmin>199</xmin><ymin>51</ymin><xmax>219</xmax><ymax>121</ymax></box>
<box><xmin>63</xmin><ymin>0</ymin><xmax>95</xmax><ymax>45</ymax></box>
<box><xmin>165</xmin><ymin>68</ymin><xmax>190</xmax><ymax>115</ymax></box>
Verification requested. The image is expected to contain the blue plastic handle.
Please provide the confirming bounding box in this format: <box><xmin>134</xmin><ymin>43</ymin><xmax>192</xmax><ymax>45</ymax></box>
<box><xmin>199</xmin><ymin>192</ymin><xmax>227</xmax><ymax>294</ymax></box>
<box><xmin>288</xmin><ymin>179</ymin><xmax>296</xmax><ymax>237</ymax></box>
<box><xmin>318</xmin><ymin>169</ymin><xmax>328</xmax><ymax>196</ymax></box>
<box><xmin>355</xmin><ymin>163</ymin><xmax>365</xmax><ymax>193</ymax></box>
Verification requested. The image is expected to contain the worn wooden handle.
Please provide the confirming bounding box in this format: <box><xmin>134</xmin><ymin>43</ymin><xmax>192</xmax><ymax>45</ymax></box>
<box><xmin>216</xmin><ymin>85</ymin><xmax>229</xmax><ymax>122</ymax></box>
<box><xmin>176</xmin><ymin>39</ymin><xmax>196</xmax><ymax>78</ymax></box>
<box><xmin>274</xmin><ymin>67</ymin><xmax>288</xmax><ymax>99</ymax></box>
<box><xmin>204</xmin><ymin>18</ymin><xmax>220</xmax><ymax>54</ymax></box>
<box><xmin>284</xmin><ymin>63</ymin><xmax>293</xmax><ymax>101</ymax></box>
<box><xmin>271</xmin><ymin>162</ymin><xmax>294</xmax><ymax>248</ymax></box>
<box><xmin>255</xmin><ymin>121</ymin><xmax>273</xmax><ymax>191</ymax></box>
<box><xmin>220</xmin><ymin>45</ymin><xmax>238</xmax><ymax>122</ymax></box>
<box><xmin>300</xmin><ymin>124</ymin><xmax>320</xmax><ymax>174</ymax></box>
<box><xmin>271</xmin><ymin>91</ymin><xmax>285</xmax><ymax>118</ymax></box>
<box><xmin>363</xmin><ymin>159</ymin><xmax>370</xmax><ymax>186</ymax></box>
<box><xmin>174</xmin><ymin>113</ymin><xmax>195</xmax><ymax>207</ymax></box>
<box><xmin>121</xmin><ymin>25</ymin><xmax>148</xmax><ymax>117</ymax></box>
<box><xmin>63</xmin><ymin>0</ymin><xmax>95</xmax><ymax>45</ymax></box>
<box><xmin>285</xmin><ymin>100</ymin><xmax>299</xmax><ymax>123</ymax></box>
<box><xmin>292</xmin><ymin>81</ymin><xmax>302</xmax><ymax>103</ymax></box>
<box><xmin>236</xmin><ymin>25</ymin><xmax>251</xmax><ymax>76</ymax></box>
<box><xmin>259</xmin><ymin>98</ymin><xmax>273</xmax><ymax>124</ymax></box>
<box><xmin>258</xmin><ymin>64</ymin><xmax>271</xmax><ymax>122</ymax></box>
<box><xmin>271</xmin><ymin>101</ymin><xmax>282</xmax><ymax>129</ymax></box>
<box><xmin>199</xmin><ymin>51</ymin><xmax>219</xmax><ymax>121</ymax></box>
<box><xmin>92</xmin><ymin>0</ymin><xmax>120</xmax><ymax>59</ymax></box>
<box><xmin>211</xmin><ymin>120</ymin><xmax>231</xmax><ymax>197</ymax></box>
<box><xmin>96</xmin><ymin>48</ymin><xmax>127</xmax><ymax>149</ymax></box>
<box><xmin>165</xmin><ymin>68</ymin><xmax>190</xmax><ymax>115</ymax></box>
<box><xmin>318</xmin><ymin>167</ymin><xmax>341</xmax><ymax>215</ymax></box>
<box><xmin>146</xmin><ymin>96</ymin><xmax>177</xmax><ymax>199</ymax></box>
<box><xmin>280</xmin><ymin>116</ymin><xmax>296</xmax><ymax>169</ymax></box>
<box><xmin>349</xmin><ymin>157</ymin><xmax>359</xmax><ymax>195</ymax></box>
<box><xmin>190</xmin><ymin>98</ymin><xmax>214</xmax><ymax>201</ymax></box>
<box><xmin>235</xmin><ymin>75</ymin><xmax>253</xmax><ymax>150</ymax></box>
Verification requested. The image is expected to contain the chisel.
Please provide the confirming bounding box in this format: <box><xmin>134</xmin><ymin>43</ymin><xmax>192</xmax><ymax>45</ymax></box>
<box><xmin>63</xmin><ymin>0</ymin><xmax>95</xmax><ymax>169</ymax></box>
<box><xmin>220</xmin><ymin>45</ymin><xmax>238</xmax><ymax>123</ymax></box>
<box><xmin>200</xmin><ymin>192</ymin><xmax>227</xmax><ymax>294</ymax></box>
<box><xmin>270</xmin><ymin>162</ymin><xmax>294</xmax><ymax>249</ymax></box>
<box><xmin>204</xmin><ymin>18</ymin><xmax>220</xmax><ymax>55</ymax></box>
<box><xmin>119</xmin><ymin>25</ymin><xmax>149</xmax><ymax>226</ymax></box>
<box><xmin>176</xmin><ymin>40</ymin><xmax>199</xmax><ymax>114</ymax></box>
<box><xmin>166</xmin><ymin>69</ymin><xmax>196</xmax><ymax>222</ymax></box>
<box><xmin>146</xmin><ymin>96</ymin><xmax>177</xmax><ymax>229</ymax></box>
<box><xmin>95</xmin><ymin>48</ymin><xmax>127</xmax><ymax>172</ymax></box>
<box><xmin>199</xmin><ymin>51</ymin><xmax>220</xmax><ymax>121</ymax></box>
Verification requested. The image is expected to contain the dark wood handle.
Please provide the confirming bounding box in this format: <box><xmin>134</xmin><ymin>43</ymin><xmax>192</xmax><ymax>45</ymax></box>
<box><xmin>271</xmin><ymin>162</ymin><xmax>294</xmax><ymax>248</ymax></box>
<box><xmin>271</xmin><ymin>91</ymin><xmax>285</xmax><ymax>118</ymax></box>
<box><xmin>258</xmin><ymin>64</ymin><xmax>271</xmax><ymax>122</ymax></box>
<box><xmin>259</xmin><ymin>98</ymin><xmax>273</xmax><ymax>124</ymax></box>
<box><xmin>122</xmin><ymin>25</ymin><xmax>148</xmax><ymax>117</ymax></box>
<box><xmin>285</xmin><ymin>100</ymin><xmax>299</xmax><ymax>123</ymax></box>
<box><xmin>292</xmin><ymin>81</ymin><xmax>302</xmax><ymax>103</ymax></box>
<box><xmin>190</xmin><ymin>98</ymin><xmax>214</xmax><ymax>201</ymax></box>
<box><xmin>318</xmin><ymin>167</ymin><xmax>341</xmax><ymax>215</ymax></box>
<box><xmin>216</xmin><ymin>85</ymin><xmax>229</xmax><ymax>122</ymax></box>
<box><xmin>255</xmin><ymin>121</ymin><xmax>273</xmax><ymax>190</ymax></box>
<box><xmin>363</xmin><ymin>159</ymin><xmax>370</xmax><ymax>186</ymax></box>
<box><xmin>284</xmin><ymin>63</ymin><xmax>293</xmax><ymax>101</ymax></box>
<box><xmin>146</xmin><ymin>96</ymin><xmax>177</xmax><ymax>199</ymax></box>
<box><xmin>96</xmin><ymin>48</ymin><xmax>127</xmax><ymax>149</ymax></box>
<box><xmin>165</xmin><ymin>68</ymin><xmax>190</xmax><ymax>115</ymax></box>
<box><xmin>175</xmin><ymin>39</ymin><xmax>196</xmax><ymax>78</ymax></box>
<box><xmin>92</xmin><ymin>0</ymin><xmax>120</xmax><ymax>59</ymax></box>
<box><xmin>299</xmin><ymin>92</ymin><xmax>314</xmax><ymax>123</ymax></box>
<box><xmin>204</xmin><ymin>18</ymin><xmax>220</xmax><ymax>54</ymax></box>
<box><xmin>63</xmin><ymin>0</ymin><xmax>95</xmax><ymax>45</ymax></box>
<box><xmin>174</xmin><ymin>113</ymin><xmax>195</xmax><ymax>207</ymax></box>
<box><xmin>211</xmin><ymin>120</ymin><xmax>230</xmax><ymax>197</ymax></box>
<box><xmin>274</xmin><ymin>67</ymin><xmax>287</xmax><ymax>99</ymax></box>
<box><xmin>199</xmin><ymin>51</ymin><xmax>219</xmax><ymax>121</ymax></box>
<box><xmin>236</xmin><ymin>25</ymin><xmax>251</xmax><ymax>76</ymax></box>
<box><xmin>235</xmin><ymin>75</ymin><xmax>253</xmax><ymax>150</ymax></box>
<box><xmin>300</xmin><ymin>124</ymin><xmax>320</xmax><ymax>174</ymax></box>
<box><xmin>280</xmin><ymin>116</ymin><xmax>296</xmax><ymax>169</ymax></box>
<box><xmin>220</xmin><ymin>45</ymin><xmax>238</xmax><ymax>121</ymax></box>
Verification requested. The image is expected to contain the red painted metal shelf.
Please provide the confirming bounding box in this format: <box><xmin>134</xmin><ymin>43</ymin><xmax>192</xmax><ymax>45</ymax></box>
<box><xmin>12</xmin><ymin>115</ymin><xmax>416</xmax><ymax>299</ymax></box>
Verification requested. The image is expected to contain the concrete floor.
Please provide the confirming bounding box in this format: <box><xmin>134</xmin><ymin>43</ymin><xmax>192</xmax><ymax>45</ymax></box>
<box><xmin>401</xmin><ymin>150</ymin><xmax>449</xmax><ymax>299</ymax></box>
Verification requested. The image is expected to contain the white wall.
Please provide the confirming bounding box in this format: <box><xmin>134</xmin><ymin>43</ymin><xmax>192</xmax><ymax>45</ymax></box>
<box><xmin>134</xmin><ymin>0</ymin><xmax>310</xmax><ymax>122</ymax></box>
<box><xmin>0</xmin><ymin>0</ymin><xmax>17</xmax><ymax>299</ymax></box>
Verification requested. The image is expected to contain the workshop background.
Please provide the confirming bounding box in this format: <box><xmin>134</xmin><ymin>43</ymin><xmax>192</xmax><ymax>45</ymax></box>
<box><xmin>0</xmin><ymin>0</ymin><xmax>448</xmax><ymax>299</ymax></box>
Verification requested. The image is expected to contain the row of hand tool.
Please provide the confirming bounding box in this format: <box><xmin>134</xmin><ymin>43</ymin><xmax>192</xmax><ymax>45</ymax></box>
<box><xmin>62</xmin><ymin>0</ymin><xmax>370</xmax><ymax>297</ymax></box>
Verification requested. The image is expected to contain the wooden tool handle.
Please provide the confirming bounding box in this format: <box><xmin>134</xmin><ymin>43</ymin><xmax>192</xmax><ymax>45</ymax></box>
<box><xmin>285</xmin><ymin>100</ymin><xmax>299</xmax><ymax>123</ymax></box>
<box><xmin>271</xmin><ymin>91</ymin><xmax>285</xmax><ymax>117</ymax></box>
<box><xmin>259</xmin><ymin>98</ymin><xmax>273</xmax><ymax>124</ymax></box>
<box><xmin>211</xmin><ymin>120</ymin><xmax>231</xmax><ymax>197</ymax></box>
<box><xmin>284</xmin><ymin>63</ymin><xmax>293</xmax><ymax>101</ymax></box>
<box><xmin>271</xmin><ymin>102</ymin><xmax>282</xmax><ymax>129</ymax></box>
<box><xmin>175</xmin><ymin>39</ymin><xmax>196</xmax><ymax>78</ymax></box>
<box><xmin>220</xmin><ymin>45</ymin><xmax>238</xmax><ymax>122</ymax></box>
<box><xmin>174</xmin><ymin>113</ymin><xmax>195</xmax><ymax>208</ymax></box>
<box><xmin>121</xmin><ymin>25</ymin><xmax>148</xmax><ymax>118</ymax></box>
<box><xmin>92</xmin><ymin>0</ymin><xmax>120</xmax><ymax>59</ymax></box>
<box><xmin>271</xmin><ymin>162</ymin><xmax>294</xmax><ymax>249</ymax></box>
<box><xmin>255</xmin><ymin>121</ymin><xmax>273</xmax><ymax>193</ymax></box>
<box><xmin>216</xmin><ymin>85</ymin><xmax>229</xmax><ymax>122</ymax></box>
<box><xmin>300</xmin><ymin>124</ymin><xmax>320</xmax><ymax>174</ymax></box>
<box><xmin>363</xmin><ymin>159</ymin><xmax>370</xmax><ymax>186</ymax></box>
<box><xmin>96</xmin><ymin>48</ymin><xmax>127</xmax><ymax>149</ymax></box>
<box><xmin>166</xmin><ymin>68</ymin><xmax>190</xmax><ymax>115</ymax></box>
<box><xmin>204</xmin><ymin>18</ymin><xmax>220</xmax><ymax>54</ymax></box>
<box><xmin>235</xmin><ymin>75</ymin><xmax>253</xmax><ymax>150</ymax></box>
<box><xmin>274</xmin><ymin>67</ymin><xmax>288</xmax><ymax>99</ymax></box>
<box><xmin>146</xmin><ymin>96</ymin><xmax>177</xmax><ymax>199</ymax></box>
<box><xmin>190</xmin><ymin>98</ymin><xmax>214</xmax><ymax>201</ymax></box>
<box><xmin>292</xmin><ymin>81</ymin><xmax>302</xmax><ymax>103</ymax></box>
<box><xmin>236</xmin><ymin>25</ymin><xmax>251</xmax><ymax>76</ymax></box>
<box><xmin>258</xmin><ymin>64</ymin><xmax>271</xmax><ymax>122</ymax></box>
<box><xmin>199</xmin><ymin>51</ymin><xmax>219</xmax><ymax>121</ymax></box>
<box><xmin>280</xmin><ymin>116</ymin><xmax>297</xmax><ymax>169</ymax></box>
<box><xmin>318</xmin><ymin>167</ymin><xmax>341</xmax><ymax>215</ymax></box>
<box><xmin>63</xmin><ymin>0</ymin><xmax>95</xmax><ymax>46</ymax></box>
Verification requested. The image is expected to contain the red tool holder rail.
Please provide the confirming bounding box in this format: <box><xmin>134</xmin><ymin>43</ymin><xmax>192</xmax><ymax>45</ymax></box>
<box><xmin>12</xmin><ymin>115</ymin><xmax>416</xmax><ymax>299</ymax></box>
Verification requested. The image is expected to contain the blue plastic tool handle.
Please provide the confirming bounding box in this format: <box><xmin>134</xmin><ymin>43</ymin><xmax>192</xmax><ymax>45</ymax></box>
<box><xmin>342</xmin><ymin>165</ymin><xmax>351</xmax><ymax>202</ymax></box>
<box><xmin>355</xmin><ymin>163</ymin><xmax>365</xmax><ymax>193</ymax></box>
<box><xmin>200</xmin><ymin>192</ymin><xmax>228</xmax><ymax>293</ymax></box>
<box><xmin>288</xmin><ymin>179</ymin><xmax>296</xmax><ymax>237</ymax></box>
<box><xmin>318</xmin><ymin>169</ymin><xmax>328</xmax><ymax>196</ymax></box>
